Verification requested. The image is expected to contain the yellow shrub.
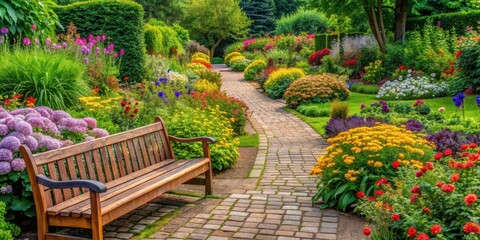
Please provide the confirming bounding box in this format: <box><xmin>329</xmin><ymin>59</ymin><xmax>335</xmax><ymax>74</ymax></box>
<box><xmin>264</xmin><ymin>68</ymin><xmax>305</xmax><ymax>99</ymax></box>
<box><xmin>193</xmin><ymin>79</ymin><xmax>219</xmax><ymax>92</ymax></box>
<box><xmin>192</xmin><ymin>52</ymin><xmax>211</xmax><ymax>62</ymax></box>
<box><xmin>225</xmin><ymin>52</ymin><xmax>243</xmax><ymax>66</ymax></box>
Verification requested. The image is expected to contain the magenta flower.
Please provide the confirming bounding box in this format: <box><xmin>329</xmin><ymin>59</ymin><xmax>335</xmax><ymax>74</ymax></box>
<box><xmin>83</xmin><ymin>57</ymin><xmax>89</xmax><ymax>63</ymax></box>
<box><xmin>114</xmin><ymin>52</ymin><xmax>118</xmax><ymax>58</ymax></box>
<box><xmin>95</xmin><ymin>47</ymin><xmax>100</xmax><ymax>54</ymax></box>
<box><xmin>102</xmin><ymin>35</ymin><xmax>106</xmax><ymax>41</ymax></box>
<box><xmin>23</xmin><ymin>37</ymin><xmax>31</xmax><ymax>45</ymax></box>
<box><xmin>120</xmin><ymin>49</ymin><xmax>125</xmax><ymax>55</ymax></box>
<box><xmin>62</xmin><ymin>42</ymin><xmax>67</xmax><ymax>49</ymax></box>
<box><xmin>0</xmin><ymin>27</ymin><xmax>8</xmax><ymax>35</ymax></box>
<box><xmin>32</xmin><ymin>24</ymin><xmax>37</xmax><ymax>30</ymax></box>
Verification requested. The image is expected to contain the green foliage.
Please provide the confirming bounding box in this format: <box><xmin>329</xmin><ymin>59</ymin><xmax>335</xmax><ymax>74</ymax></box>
<box><xmin>144</xmin><ymin>23</ymin><xmax>165</xmax><ymax>55</ymax></box>
<box><xmin>54</xmin><ymin>0</ymin><xmax>146</xmax><ymax>82</ymax></box>
<box><xmin>275</xmin><ymin>9</ymin><xmax>329</xmax><ymax>35</ymax></box>
<box><xmin>212</xmin><ymin>57</ymin><xmax>224</xmax><ymax>64</ymax></box>
<box><xmin>319</xmin><ymin>56</ymin><xmax>354</xmax><ymax>76</ymax></box>
<box><xmin>240</xmin><ymin>0</ymin><xmax>276</xmax><ymax>36</ymax></box>
<box><xmin>172</xmin><ymin>24</ymin><xmax>190</xmax><ymax>45</ymax></box>
<box><xmin>407</xmin><ymin>10</ymin><xmax>480</xmax><ymax>35</ymax></box>
<box><xmin>166</xmin><ymin>106</ymin><xmax>240</xmax><ymax>170</ymax></box>
<box><xmin>144</xmin><ymin>55</ymin><xmax>169</xmax><ymax>81</ymax></box>
<box><xmin>244</xmin><ymin>59</ymin><xmax>267</xmax><ymax>80</ymax></box>
<box><xmin>197</xmin><ymin>69</ymin><xmax>222</xmax><ymax>88</ymax></box>
<box><xmin>349</xmin><ymin>83</ymin><xmax>380</xmax><ymax>94</ymax></box>
<box><xmin>183</xmin><ymin>0</ymin><xmax>251</xmax><ymax>58</ymax></box>
<box><xmin>330</xmin><ymin>100</ymin><xmax>349</xmax><ymax>119</ymax></box>
<box><xmin>264</xmin><ymin>67</ymin><xmax>305</xmax><ymax>99</ymax></box>
<box><xmin>225</xmin><ymin>52</ymin><xmax>244</xmax><ymax>66</ymax></box>
<box><xmin>224</xmin><ymin>42</ymin><xmax>243</xmax><ymax>56</ymax></box>
<box><xmin>273</xmin><ymin>0</ymin><xmax>305</xmax><ymax>18</ymax></box>
<box><xmin>230</xmin><ymin>58</ymin><xmax>251</xmax><ymax>72</ymax></box>
<box><xmin>411</xmin><ymin>0</ymin><xmax>480</xmax><ymax>16</ymax></box>
<box><xmin>135</xmin><ymin>0</ymin><xmax>186</xmax><ymax>24</ymax></box>
<box><xmin>284</xmin><ymin>74</ymin><xmax>350</xmax><ymax>108</ymax></box>
<box><xmin>0</xmin><ymin>0</ymin><xmax>59</xmax><ymax>39</ymax></box>
<box><xmin>0</xmin><ymin>201</ymin><xmax>20</xmax><ymax>238</ymax></box>
<box><xmin>148</xmin><ymin>19</ymin><xmax>184</xmax><ymax>55</ymax></box>
<box><xmin>314</xmin><ymin>33</ymin><xmax>345</xmax><ymax>51</ymax></box>
<box><xmin>266</xmin><ymin>48</ymin><xmax>290</xmax><ymax>65</ymax></box>
<box><xmin>296</xmin><ymin>104</ymin><xmax>330</xmax><ymax>117</ymax></box>
<box><xmin>0</xmin><ymin>49</ymin><xmax>89</xmax><ymax>110</ymax></box>
<box><xmin>238</xmin><ymin>134</ymin><xmax>259</xmax><ymax>147</ymax></box>
<box><xmin>451</xmin><ymin>41</ymin><xmax>480</xmax><ymax>93</ymax></box>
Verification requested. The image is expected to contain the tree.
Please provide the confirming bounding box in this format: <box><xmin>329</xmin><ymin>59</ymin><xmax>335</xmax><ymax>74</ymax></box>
<box><xmin>135</xmin><ymin>0</ymin><xmax>186</xmax><ymax>24</ymax></box>
<box><xmin>412</xmin><ymin>0</ymin><xmax>480</xmax><ymax>16</ymax></box>
<box><xmin>273</xmin><ymin>0</ymin><xmax>306</xmax><ymax>18</ymax></box>
<box><xmin>240</xmin><ymin>0</ymin><xmax>276</xmax><ymax>36</ymax></box>
<box><xmin>183</xmin><ymin>0</ymin><xmax>251</xmax><ymax>58</ymax></box>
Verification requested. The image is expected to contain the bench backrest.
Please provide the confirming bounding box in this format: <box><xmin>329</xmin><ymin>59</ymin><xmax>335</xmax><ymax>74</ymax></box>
<box><xmin>21</xmin><ymin>117</ymin><xmax>174</xmax><ymax>208</ymax></box>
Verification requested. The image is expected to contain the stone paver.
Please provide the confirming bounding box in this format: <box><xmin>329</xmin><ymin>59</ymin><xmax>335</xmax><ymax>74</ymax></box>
<box><xmin>147</xmin><ymin>65</ymin><xmax>337</xmax><ymax>239</ymax></box>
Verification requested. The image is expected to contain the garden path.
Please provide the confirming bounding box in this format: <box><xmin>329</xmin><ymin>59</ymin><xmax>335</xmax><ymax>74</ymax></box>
<box><xmin>148</xmin><ymin>65</ymin><xmax>338</xmax><ymax>240</ymax></box>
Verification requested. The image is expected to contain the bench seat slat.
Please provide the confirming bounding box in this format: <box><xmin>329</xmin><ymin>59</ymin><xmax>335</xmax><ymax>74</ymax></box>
<box><xmin>46</xmin><ymin>158</ymin><xmax>208</xmax><ymax>219</ymax></box>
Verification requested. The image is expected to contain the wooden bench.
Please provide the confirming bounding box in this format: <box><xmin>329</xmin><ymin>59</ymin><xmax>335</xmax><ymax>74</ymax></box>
<box><xmin>20</xmin><ymin>117</ymin><xmax>215</xmax><ymax>240</ymax></box>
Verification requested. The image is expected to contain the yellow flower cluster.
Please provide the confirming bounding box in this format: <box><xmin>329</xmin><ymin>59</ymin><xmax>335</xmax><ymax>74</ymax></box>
<box><xmin>225</xmin><ymin>52</ymin><xmax>243</xmax><ymax>65</ymax></box>
<box><xmin>193</xmin><ymin>79</ymin><xmax>219</xmax><ymax>92</ymax></box>
<box><xmin>310</xmin><ymin>124</ymin><xmax>434</xmax><ymax>180</ymax></box>
<box><xmin>344</xmin><ymin>169</ymin><xmax>360</xmax><ymax>181</ymax></box>
<box><xmin>79</xmin><ymin>96</ymin><xmax>122</xmax><ymax>111</ymax></box>
<box><xmin>192</xmin><ymin>52</ymin><xmax>210</xmax><ymax>62</ymax></box>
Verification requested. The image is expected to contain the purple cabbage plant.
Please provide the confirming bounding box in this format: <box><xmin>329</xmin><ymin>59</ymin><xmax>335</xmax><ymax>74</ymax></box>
<box><xmin>405</xmin><ymin>119</ymin><xmax>425</xmax><ymax>132</ymax></box>
<box><xmin>325</xmin><ymin>116</ymin><xmax>377</xmax><ymax>137</ymax></box>
<box><xmin>426</xmin><ymin>129</ymin><xmax>480</xmax><ymax>155</ymax></box>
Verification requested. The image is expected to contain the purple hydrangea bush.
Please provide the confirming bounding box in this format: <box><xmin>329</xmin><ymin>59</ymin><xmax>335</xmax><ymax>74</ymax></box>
<box><xmin>0</xmin><ymin>106</ymin><xmax>109</xmax><ymax>176</ymax></box>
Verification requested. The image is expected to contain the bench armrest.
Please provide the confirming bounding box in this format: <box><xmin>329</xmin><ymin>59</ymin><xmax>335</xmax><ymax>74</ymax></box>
<box><xmin>169</xmin><ymin>136</ymin><xmax>216</xmax><ymax>144</ymax></box>
<box><xmin>37</xmin><ymin>175</ymin><xmax>107</xmax><ymax>193</ymax></box>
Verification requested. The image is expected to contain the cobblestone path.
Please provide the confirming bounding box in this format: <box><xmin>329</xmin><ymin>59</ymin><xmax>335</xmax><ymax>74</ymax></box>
<box><xmin>149</xmin><ymin>65</ymin><xmax>338</xmax><ymax>240</ymax></box>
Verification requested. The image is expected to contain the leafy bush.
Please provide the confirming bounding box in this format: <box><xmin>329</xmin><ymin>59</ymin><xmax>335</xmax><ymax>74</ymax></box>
<box><xmin>230</xmin><ymin>57</ymin><xmax>251</xmax><ymax>72</ymax></box>
<box><xmin>144</xmin><ymin>55</ymin><xmax>169</xmax><ymax>81</ymax></box>
<box><xmin>451</xmin><ymin>41</ymin><xmax>480</xmax><ymax>93</ymax></box>
<box><xmin>0</xmin><ymin>49</ymin><xmax>89</xmax><ymax>110</ymax></box>
<box><xmin>356</xmin><ymin>145</ymin><xmax>480</xmax><ymax>239</ymax></box>
<box><xmin>324</xmin><ymin>116</ymin><xmax>376</xmax><ymax>138</ymax></box>
<box><xmin>0</xmin><ymin>107</ymin><xmax>109</xmax><ymax>223</ymax></box>
<box><xmin>54</xmin><ymin>0</ymin><xmax>146</xmax><ymax>82</ymax></box>
<box><xmin>197</xmin><ymin>69</ymin><xmax>222</xmax><ymax>88</ymax></box>
<box><xmin>192</xmin><ymin>52</ymin><xmax>211</xmax><ymax>62</ymax></box>
<box><xmin>192</xmin><ymin>90</ymin><xmax>249</xmax><ymax>136</ymax></box>
<box><xmin>266</xmin><ymin>48</ymin><xmax>291</xmax><ymax>65</ymax></box>
<box><xmin>264</xmin><ymin>68</ymin><xmax>305</xmax><ymax>99</ymax></box>
<box><xmin>192</xmin><ymin>58</ymin><xmax>213</xmax><ymax>69</ymax></box>
<box><xmin>212</xmin><ymin>57</ymin><xmax>224</xmax><ymax>64</ymax></box>
<box><xmin>284</xmin><ymin>74</ymin><xmax>349</xmax><ymax>108</ymax></box>
<box><xmin>296</xmin><ymin>104</ymin><xmax>330</xmax><ymax>117</ymax></box>
<box><xmin>308</xmin><ymin>48</ymin><xmax>331</xmax><ymax>66</ymax></box>
<box><xmin>330</xmin><ymin>35</ymin><xmax>377</xmax><ymax>61</ymax></box>
<box><xmin>193</xmin><ymin>79</ymin><xmax>219</xmax><ymax>92</ymax></box>
<box><xmin>319</xmin><ymin>55</ymin><xmax>354</xmax><ymax>76</ymax></box>
<box><xmin>166</xmin><ymin>106</ymin><xmax>240</xmax><ymax>170</ymax></box>
<box><xmin>349</xmin><ymin>83</ymin><xmax>379</xmax><ymax>94</ymax></box>
<box><xmin>244</xmin><ymin>59</ymin><xmax>267</xmax><ymax>80</ymax></box>
<box><xmin>311</xmin><ymin>124</ymin><xmax>435</xmax><ymax>211</ymax></box>
<box><xmin>362</xmin><ymin>60</ymin><xmax>383</xmax><ymax>84</ymax></box>
<box><xmin>185</xmin><ymin>40</ymin><xmax>209</xmax><ymax>56</ymax></box>
<box><xmin>330</xmin><ymin>100</ymin><xmax>349</xmax><ymax>119</ymax></box>
<box><xmin>377</xmin><ymin>76</ymin><xmax>448</xmax><ymax>100</ymax></box>
<box><xmin>224</xmin><ymin>42</ymin><xmax>243</xmax><ymax>56</ymax></box>
<box><xmin>0</xmin><ymin>201</ymin><xmax>19</xmax><ymax>239</ymax></box>
<box><xmin>275</xmin><ymin>9</ymin><xmax>329</xmax><ymax>35</ymax></box>
<box><xmin>171</xmin><ymin>24</ymin><xmax>190</xmax><ymax>45</ymax></box>
<box><xmin>0</xmin><ymin>0</ymin><xmax>59</xmax><ymax>39</ymax></box>
<box><xmin>225</xmin><ymin>52</ymin><xmax>244</xmax><ymax>66</ymax></box>
<box><xmin>147</xmin><ymin>19</ymin><xmax>184</xmax><ymax>56</ymax></box>
<box><xmin>407</xmin><ymin>10</ymin><xmax>480</xmax><ymax>35</ymax></box>
<box><xmin>426</xmin><ymin>129</ymin><xmax>480</xmax><ymax>155</ymax></box>
<box><xmin>144</xmin><ymin>23</ymin><xmax>165</xmax><ymax>55</ymax></box>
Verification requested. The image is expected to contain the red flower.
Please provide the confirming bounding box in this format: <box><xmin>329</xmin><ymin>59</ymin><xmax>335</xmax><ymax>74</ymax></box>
<box><xmin>392</xmin><ymin>160</ymin><xmax>401</xmax><ymax>169</ymax></box>
<box><xmin>450</xmin><ymin>173</ymin><xmax>460</xmax><ymax>182</ymax></box>
<box><xmin>11</xmin><ymin>94</ymin><xmax>23</xmax><ymax>100</ymax></box>
<box><xmin>416</xmin><ymin>233</ymin><xmax>429</xmax><ymax>240</ymax></box>
<box><xmin>129</xmin><ymin>114</ymin><xmax>134</xmax><ymax>118</ymax></box>
<box><xmin>456</xmin><ymin>50</ymin><xmax>462</xmax><ymax>58</ymax></box>
<box><xmin>420</xmin><ymin>167</ymin><xmax>428</xmax><ymax>173</ymax></box>
<box><xmin>463</xmin><ymin>222</ymin><xmax>480</xmax><ymax>234</ymax></box>
<box><xmin>125</xmin><ymin>106</ymin><xmax>131</xmax><ymax>111</ymax></box>
<box><xmin>123</xmin><ymin>76</ymin><xmax>129</xmax><ymax>81</ymax></box>
<box><xmin>120</xmin><ymin>101</ymin><xmax>127</xmax><ymax>106</ymax></box>
<box><xmin>413</xmin><ymin>100</ymin><xmax>424</xmax><ymax>107</ymax></box>
<box><xmin>410</xmin><ymin>194</ymin><xmax>418</xmax><ymax>204</ymax></box>
<box><xmin>92</xmin><ymin>88</ymin><xmax>100</xmax><ymax>95</ymax></box>
<box><xmin>434</xmin><ymin>152</ymin><xmax>443</xmax><ymax>161</ymax></box>
<box><xmin>134</xmin><ymin>108</ymin><xmax>138</xmax><ymax>114</ymax></box>
<box><xmin>422</xmin><ymin>207</ymin><xmax>431</xmax><ymax>214</ymax></box>
<box><xmin>430</xmin><ymin>224</ymin><xmax>442</xmax><ymax>235</ymax></box>
<box><xmin>425</xmin><ymin>162</ymin><xmax>434</xmax><ymax>170</ymax></box>
<box><xmin>376</xmin><ymin>177</ymin><xmax>387</xmax><ymax>186</ymax></box>
<box><xmin>416</xmin><ymin>171</ymin><xmax>423</xmax><ymax>177</ymax></box>
<box><xmin>435</xmin><ymin>182</ymin><xmax>444</xmax><ymax>188</ymax></box>
<box><xmin>461</xmin><ymin>152</ymin><xmax>469</xmax><ymax>157</ymax></box>
<box><xmin>411</xmin><ymin>186</ymin><xmax>421</xmax><ymax>194</ymax></box>
<box><xmin>362</xmin><ymin>226</ymin><xmax>372</xmax><ymax>236</ymax></box>
<box><xmin>461</xmin><ymin>144</ymin><xmax>469</xmax><ymax>150</ymax></box>
<box><xmin>470</xmin><ymin>143</ymin><xmax>477</xmax><ymax>149</ymax></box>
<box><xmin>408</xmin><ymin>227</ymin><xmax>418</xmax><ymax>238</ymax></box>
<box><xmin>441</xmin><ymin>184</ymin><xmax>455</xmax><ymax>193</ymax></box>
<box><xmin>26</xmin><ymin>96</ymin><xmax>36</xmax><ymax>104</ymax></box>
<box><xmin>368</xmin><ymin>196</ymin><xmax>377</xmax><ymax>201</ymax></box>
<box><xmin>4</xmin><ymin>99</ymin><xmax>11</xmax><ymax>105</ymax></box>
<box><xmin>444</xmin><ymin>149</ymin><xmax>452</xmax><ymax>156</ymax></box>
<box><xmin>356</xmin><ymin>191</ymin><xmax>365</xmax><ymax>199</ymax></box>
<box><xmin>465</xmin><ymin>194</ymin><xmax>478</xmax><ymax>206</ymax></box>
<box><xmin>375</xmin><ymin>190</ymin><xmax>384</xmax><ymax>196</ymax></box>
<box><xmin>392</xmin><ymin>213</ymin><xmax>400</xmax><ymax>221</ymax></box>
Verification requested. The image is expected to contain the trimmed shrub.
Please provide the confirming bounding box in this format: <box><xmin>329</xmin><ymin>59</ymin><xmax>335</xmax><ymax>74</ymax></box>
<box><xmin>264</xmin><ymin>68</ymin><xmax>305</xmax><ymax>99</ymax></box>
<box><xmin>148</xmin><ymin>19</ymin><xmax>184</xmax><ymax>56</ymax></box>
<box><xmin>144</xmin><ymin>23</ymin><xmax>164</xmax><ymax>55</ymax></box>
<box><xmin>171</xmin><ymin>24</ymin><xmax>190</xmax><ymax>45</ymax></box>
<box><xmin>296</xmin><ymin>104</ymin><xmax>330</xmax><ymax>117</ymax></box>
<box><xmin>224</xmin><ymin>42</ymin><xmax>243</xmax><ymax>56</ymax></box>
<box><xmin>0</xmin><ymin>50</ymin><xmax>89</xmax><ymax>110</ymax></box>
<box><xmin>275</xmin><ymin>9</ymin><xmax>329</xmax><ymax>35</ymax></box>
<box><xmin>166</xmin><ymin>106</ymin><xmax>240</xmax><ymax>170</ymax></box>
<box><xmin>186</xmin><ymin>62</ymin><xmax>208</xmax><ymax>76</ymax></box>
<box><xmin>451</xmin><ymin>41</ymin><xmax>480</xmax><ymax>93</ymax></box>
<box><xmin>407</xmin><ymin>11</ymin><xmax>480</xmax><ymax>35</ymax></box>
<box><xmin>212</xmin><ymin>57</ymin><xmax>224</xmax><ymax>64</ymax></box>
<box><xmin>54</xmin><ymin>0</ymin><xmax>146</xmax><ymax>82</ymax></box>
<box><xmin>192</xmin><ymin>58</ymin><xmax>213</xmax><ymax>69</ymax></box>
<box><xmin>225</xmin><ymin>52</ymin><xmax>243</xmax><ymax>66</ymax></box>
<box><xmin>230</xmin><ymin>57</ymin><xmax>251</xmax><ymax>72</ymax></box>
<box><xmin>284</xmin><ymin>74</ymin><xmax>350</xmax><ymax>108</ymax></box>
<box><xmin>244</xmin><ymin>59</ymin><xmax>267</xmax><ymax>80</ymax></box>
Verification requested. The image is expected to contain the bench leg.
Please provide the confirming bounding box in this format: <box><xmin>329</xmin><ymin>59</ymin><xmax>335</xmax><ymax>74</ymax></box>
<box><xmin>90</xmin><ymin>191</ymin><xmax>103</xmax><ymax>240</ymax></box>
<box><xmin>37</xmin><ymin>216</ymin><xmax>48</xmax><ymax>240</ymax></box>
<box><xmin>205</xmin><ymin>163</ymin><xmax>213</xmax><ymax>196</ymax></box>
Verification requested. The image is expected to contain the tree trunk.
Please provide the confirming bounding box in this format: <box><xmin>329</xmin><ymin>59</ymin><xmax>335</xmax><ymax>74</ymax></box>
<box><xmin>394</xmin><ymin>0</ymin><xmax>408</xmax><ymax>42</ymax></box>
<box><xmin>364</xmin><ymin>4</ymin><xmax>385</xmax><ymax>53</ymax></box>
<box><xmin>210</xmin><ymin>38</ymin><xmax>223</xmax><ymax>60</ymax></box>
<box><xmin>377</xmin><ymin>0</ymin><xmax>387</xmax><ymax>45</ymax></box>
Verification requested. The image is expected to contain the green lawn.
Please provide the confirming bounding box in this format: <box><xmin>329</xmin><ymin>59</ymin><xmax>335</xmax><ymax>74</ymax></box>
<box><xmin>288</xmin><ymin>92</ymin><xmax>480</xmax><ymax>136</ymax></box>
<box><xmin>238</xmin><ymin>134</ymin><xmax>259</xmax><ymax>147</ymax></box>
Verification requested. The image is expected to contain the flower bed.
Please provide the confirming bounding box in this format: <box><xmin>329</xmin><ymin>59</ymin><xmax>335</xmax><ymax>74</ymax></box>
<box><xmin>377</xmin><ymin>76</ymin><xmax>448</xmax><ymax>100</ymax></box>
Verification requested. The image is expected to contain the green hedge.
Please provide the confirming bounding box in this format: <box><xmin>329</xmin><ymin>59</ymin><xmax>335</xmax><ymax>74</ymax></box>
<box><xmin>54</xmin><ymin>0</ymin><xmax>146</xmax><ymax>82</ymax></box>
<box><xmin>314</xmin><ymin>32</ymin><xmax>364</xmax><ymax>51</ymax></box>
<box><xmin>407</xmin><ymin>11</ymin><xmax>480</xmax><ymax>34</ymax></box>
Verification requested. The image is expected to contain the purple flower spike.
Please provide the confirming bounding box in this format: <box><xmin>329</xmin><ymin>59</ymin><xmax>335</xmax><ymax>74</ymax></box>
<box><xmin>0</xmin><ymin>162</ymin><xmax>12</xmax><ymax>175</ymax></box>
<box><xmin>0</xmin><ymin>148</ymin><xmax>13</xmax><ymax>162</ymax></box>
<box><xmin>11</xmin><ymin>158</ymin><xmax>26</xmax><ymax>171</ymax></box>
<box><xmin>120</xmin><ymin>49</ymin><xmax>125</xmax><ymax>55</ymax></box>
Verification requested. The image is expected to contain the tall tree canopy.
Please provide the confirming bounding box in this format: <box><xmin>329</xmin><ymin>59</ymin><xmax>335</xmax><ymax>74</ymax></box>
<box><xmin>412</xmin><ymin>0</ymin><xmax>480</xmax><ymax>16</ymax></box>
<box><xmin>135</xmin><ymin>0</ymin><xmax>186</xmax><ymax>24</ymax></box>
<box><xmin>183</xmin><ymin>0</ymin><xmax>251</xmax><ymax>58</ymax></box>
<box><xmin>273</xmin><ymin>0</ymin><xmax>306</xmax><ymax>18</ymax></box>
<box><xmin>240</xmin><ymin>0</ymin><xmax>276</xmax><ymax>36</ymax></box>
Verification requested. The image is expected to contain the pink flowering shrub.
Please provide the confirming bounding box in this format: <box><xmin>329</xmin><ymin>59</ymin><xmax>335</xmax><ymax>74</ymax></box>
<box><xmin>0</xmin><ymin>106</ymin><xmax>108</xmax><ymax>221</ymax></box>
